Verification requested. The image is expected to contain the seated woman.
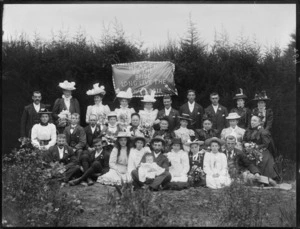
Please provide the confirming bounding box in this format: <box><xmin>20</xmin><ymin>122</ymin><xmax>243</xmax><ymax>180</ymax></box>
<box><xmin>242</xmin><ymin>115</ymin><xmax>278</xmax><ymax>186</ymax></box>
<box><xmin>126</xmin><ymin>113</ymin><xmax>144</xmax><ymax>137</ymax></box>
<box><xmin>166</xmin><ymin>138</ymin><xmax>190</xmax><ymax>182</ymax></box>
<box><xmin>101</xmin><ymin>112</ymin><xmax>123</xmax><ymax>145</ymax></box>
<box><xmin>127</xmin><ymin>135</ymin><xmax>151</xmax><ymax>181</ymax></box>
<box><xmin>203</xmin><ymin>137</ymin><xmax>231</xmax><ymax>189</ymax></box>
<box><xmin>31</xmin><ymin>108</ymin><xmax>57</xmax><ymax>151</ymax></box>
<box><xmin>153</xmin><ymin>117</ymin><xmax>175</xmax><ymax>152</ymax></box>
<box><xmin>220</xmin><ymin>112</ymin><xmax>245</xmax><ymax>151</ymax></box>
<box><xmin>195</xmin><ymin>113</ymin><xmax>218</xmax><ymax>149</ymax></box>
<box><xmin>174</xmin><ymin>113</ymin><xmax>195</xmax><ymax>152</ymax></box>
<box><xmin>186</xmin><ymin>139</ymin><xmax>206</xmax><ymax>187</ymax></box>
<box><xmin>97</xmin><ymin>132</ymin><xmax>132</xmax><ymax>186</ymax></box>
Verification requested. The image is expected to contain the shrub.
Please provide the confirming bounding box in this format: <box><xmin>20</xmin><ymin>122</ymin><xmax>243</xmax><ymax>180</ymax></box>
<box><xmin>2</xmin><ymin>138</ymin><xmax>83</xmax><ymax>227</ymax></box>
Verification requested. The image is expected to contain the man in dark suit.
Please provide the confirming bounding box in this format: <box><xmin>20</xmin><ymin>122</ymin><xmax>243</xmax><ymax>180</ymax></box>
<box><xmin>43</xmin><ymin>134</ymin><xmax>81</xmax><ymax>184</ymax></box>
<box><xmin>131</xmin><ymin>136</ymin><xmax>171</xmax><ymax>191</ymax></box>
<box><xmin>63</xmin><ymin>113</ymin><xmax>86</xmax><ymax>158</ymax></box>
<box><xmin>69</xmin><ymin>138</ymin><xmax>110</xmax><ymax>186</ymax></box>
<box><xmin>20</xmin><ymin>91</ymin><xmax>46</xmax><ymax>137</ymax></box>
<box><xmin>204</xmin><ymin>92</ymin><xmax>228</xmax><ymax>137</ymax></box>
<box><xmin>84</xmin><ymin>114</ymin><xmax>102</xmax><ymax>152</ymax></box>
<box><xmin>224</xmin><ymin>135</ymin><xmax>261</xmax><ymax>182</ymax></box>
<box><xmin>179</xmin><ymin>89</ymin><xmax>204</xmax><ymax>130</ymax></box>
<box><xmin>153</xmin><ymin>95</ymin><xmax>180</xmax><ymax>132</ymax></box>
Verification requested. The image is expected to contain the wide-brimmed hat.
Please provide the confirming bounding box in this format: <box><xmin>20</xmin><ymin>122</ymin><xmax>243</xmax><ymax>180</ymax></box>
<box><xmin>38</xmin><ymin>108</ymin><xmax>52</xmax><ymax>115</ymax></box>
<box><xmin>141</xmin><ymin>89</ymin><xmax>156</xmax><ymax>103</ymax></box>
<box><xmin>226</xmin><ymin>112</ymin><xmax>241</xmax><ymax>120</ymax></box>
<box><xmin>117</xmin><ymin>132</ymin><xmax>132</xmax><ymax>138</ymax></box>
<box><xmin>117</xmin><ymin>88</ymin><xmax>133</xmax><ymax>99</ymax></box>
<box><xmin>132</xmin><ymin>134</ymin><xmax>146</xmax><ymax>145</ymax></box>
<box><xmin>150</xmin><ymin>135</ymin><xmax>165</xmax><ymax>145</ymax></box>
<box><xmin>233</xmin><ymin>88</ymin><xmax>247</xmax><ymax>100</ymax></box>
<box><xmin>205</xmin><ymin>137</ymin><xmax>225</xmax><ymax>147</ymax></box>
<box><xmin>107</xmin><ymin>111</ymin><xmax>117</xmax><ymax>119</ymax></box>
<box><xmin>185</xmin><ymin>139</ymin><xmax>204</xmax><ymax>146</ymax></box>
<box><xmin>86</xmin><ymin>83</ymin><xmax>106</xmax><ymax>96</ymax></box>
<box><xmin>59</xmin><ymin>80</ymin><xmax>76</xmax><ymax>91</ymax></box>
<box><xmin>202</xmin><ymin>113</ymin><xmax>212</xmax><ymax>122</ymax></box>
<box><xmin>178</xmin><ymin>113</ymin><xmax>192</xmax><ymax>122</ymax></box>
<box><xmin>171</xmin><ymin>138</ymin><xmax>182</xmax><ymax>145</ymax></box>
<box><xmin>253</xmin><ymin>90</ymin><xmax>271</xmax><ymax>101</ymax></box>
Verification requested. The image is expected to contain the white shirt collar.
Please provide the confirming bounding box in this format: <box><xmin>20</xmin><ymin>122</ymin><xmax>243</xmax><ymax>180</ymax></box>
<box><xmin>91</xmin><ymin>125</ymin><xmax>96</xmax><ymax>133</ymax></box>
<box><xmin>95</xmin><ymin>149</ymin><xmax>103</xmax><ymax>158</ymax></box>
<box><xmin>62</xmin><ymin>95</ymin><xmax>72</xmax><ymax>100</ymax></box>
<box><xmin>154</xmin><ymin>152</ymin><xmax>161</xmax><ymax>158</ymax></box>
<box><xmin>165</xmin><ymin>107</ymin><xmax>171</xmax><ymax>115</ymax></box>
<box><xmin>33</xmin><ymin>103</ymin><xmax>40</xmax><ymax>112</ymax></box>
<box><xmin>58</xmin><ymin>147</ymin><xmax>64</xmax><ymax>159</ymax></box>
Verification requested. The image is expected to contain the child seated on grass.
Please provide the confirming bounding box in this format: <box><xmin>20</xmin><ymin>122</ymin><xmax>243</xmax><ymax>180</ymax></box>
<box><xmin>138</xmin><ymin>153</ymin><xmax>165</xmax><ymax>183</ymax></box>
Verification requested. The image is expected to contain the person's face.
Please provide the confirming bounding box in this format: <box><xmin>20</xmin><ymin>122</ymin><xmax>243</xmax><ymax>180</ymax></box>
<box><xmin>160</xmin><ymin>120</ymin><xmax>169</xmax><ymax>130</ymax></box>
<box><xmin>190</xmin><ymin>144</ymin><xmax>200</xmax><ymax>154</ymax></box>
<box><xmin>172</xmin><ymin>143</ymin><xmax>181</xmax><ymax>152</ymax></box>
<box><xmin>146</xmin><ymin>155</ymin><xmax>154</xmax><ymax>163</ymax></box>
<box><xmin>180</xmin><ymin>119</ymin><xmax>188</xmax><ymax>128</ymax></box>
<box><xmin>94</xmin><ymin>142</ymin><xmax>103</xmax><ymax>151</ymax></box>
<box><xmin>57</xmin><ymin>138</ymin><xmax>66</xmax><ymax>148</ymax></box>
<box><xmin>187</xmin><ymin>92</ymin><xmax>196</xmax><ymax>102</ymax></box>
<box><xmin>203</xmin><ymin>120</ymin><xmax>212</xmax><ymax>130</ymax></box>
<box><xmin>163</xmin><ymin>98</ymin><xmax>172</xmax><ymax>109</ymax></box>
<box><xmin>237</xmin><ymin>99</ymin><xmax>245</xmax><ymax>107</ymax></box>
<box><xmin>89</xmin><ymin>115</ymin><xmax>98</xmax><ymax>127</ymax></box>
<box><xmin>94</xmin><ymin>95</ymin><xmax>102</xmax><ymax>104</ymax></box>
<box><xmin>108</xmin><ymin>117</ymin><xmax>117</xmax><ymax>125</ymax></box>
<box><xmin>144</xmin><ymin>102</ymin><xmax>153</xmax><ymax>110</ymax></box>
<box><xmin>119</xmin><ymin>137</ymin><xmax>127</xmax><ymax>147</ymax></box>
<box><xmin>251</xmin><ymin>116</ymin><xmax>261</xmax><ymax>128</ymax></box>
<box><xmin>211</xmin><ymin>142</ymin><xmax>220</xmax><ymax>153</ymax></box>
<box><xmin>226</xmin><ymin>139</ymin><xmax>236</xmax><ymax>151</ymax></box>
<box><xmin>120</xmin><ymin>99</ymin><xmax>129</xmax><ymax>107</ymax></box>
<box><xmin>257</xmin><ymin>101</ymin><xmax>266</xmax><ymax>110</ymax></box>
<box><xmin>229</xmin><ymin>119</ymin><xmax>238</xmax><ymax>128</ymax></box>
<box><xmin>152</xmin><ymin>141</ymin><xmax>163</xmax><ymax>153</ymax></box>
<box><xmin>32</xmin><ymin>93</ymin><xmax>42</xmax><ymax>104</ymax></box>
<box><xmin>135</xmin><ymin>140</ymin><xmax>144</xmax><ymax>150</ymax></box>
<box><xmin>210</xmin><ymin>95</ymin><xmax>219</xmax><ymax>105</ymax></box>
<box><xmin>40</xmin><ymin>114</ymin><xmax>49</xmax><ymax>123</ymax></box>
<box><xmin>71</xmin><ymin>115</ymin><xmax>79</xmax><ymax>125</ymax></box>
<box><xmin>63</xmin><ymin>90</ymin><xmax>72</xmax><ymax>98</ymax></box>
<box><xmin>131</xmin><ymin>115</ymin><xmax>140</xmax><ymax>127</ymax></box>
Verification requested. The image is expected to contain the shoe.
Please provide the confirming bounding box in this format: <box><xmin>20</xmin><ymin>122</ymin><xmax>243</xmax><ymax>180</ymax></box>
<box><xmin>87</xmin><ymin>178</ymin><xmax>94</xmax><ymax>186</ymax></box>
<box><xmin>69</xmin><ymin>178</ymin><xmax>81</xmax><ymax>186</ymax></box>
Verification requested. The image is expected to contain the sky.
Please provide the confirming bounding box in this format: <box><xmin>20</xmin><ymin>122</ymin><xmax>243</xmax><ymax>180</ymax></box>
<box><xmin>2</xmin><ymin>4</ymin><xmax>296</xmax><ymax>51</ymax></box>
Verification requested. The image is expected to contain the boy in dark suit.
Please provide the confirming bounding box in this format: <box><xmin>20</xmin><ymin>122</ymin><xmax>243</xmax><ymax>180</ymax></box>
<box><xmin>131</xmin><ymin>136</ymin><xmax>171</xmax><ymax>191</ymax></box>
<box><xmin>63</xmin><ymin>113</ymin><xmax>86</xmax><ymax>158</ymax></box>
<box><xmin>179</xmin><ymin>89</ymin><xmax>204</xmax><ymax>130</ymax></box>
<box><xmin>84</xmin><ymin>114</ymin><xmax>102</xmax><ymax>152</ymax></box>
<box><xmin>204</xmin><ymin>92</ymin><xmax>228</xmax><ymax>137</ymax></box>
<box><xmin>20</xmin><ymin>91</ymin><xmax>46</xmax><ymax>137</ymax></box>
<box><xmin>69</xmin><ymin>138</ymin><xmax>111</xmax><ymax>186</ymax></box>
<box><xmin>43</xmin><ymin>134</ymin><xmax>81</xmax><ymax>184</ymax></box>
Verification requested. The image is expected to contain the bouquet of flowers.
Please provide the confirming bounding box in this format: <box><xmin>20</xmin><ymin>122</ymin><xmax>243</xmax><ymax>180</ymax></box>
<box><xmin>57</xmin><ymin>109</ymin><xmax>71</xmax><ymax>127</ymax></box>
<box><xmin>188</xmin><ymin>165</ymin><xmax>206</xmax><ymax>186</ymax></box>
<box><xmin>243</xmin><ymin>142</ymin><xmax>264</xmax><ymax>165</ymax></box>
<box><xmin>139</xmin><ymin>121</ymin><xmax>152</xmax><ymax>139</ymax></box>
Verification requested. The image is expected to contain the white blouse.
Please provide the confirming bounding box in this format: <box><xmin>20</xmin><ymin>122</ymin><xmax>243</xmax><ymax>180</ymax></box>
<box><xmin>203</xmin><ymin>152</ymin><xmax>228</xmax><ymax>177</ymax></box>
<box><xmin>86</xmin><ymin>103</ymin><xmax>111</xmax><ymax>124</ymax></box>
<box><xmin>174</xmin><ymin>127</ymin><xmax>195</xmax><ymax>151</ymax></box>
<box><xmin>220</xmin><ymin>126</ymin><xmax>245</xmax><ymax>150</ymax></box>
<box><xmin>167</xmin><ymin>150</ymin><xmax>190</xmax><ymax>178</ymax></box>
<box><xmin>109</xmin><ymin>147</ymin><xmax>129</xmax><ymax>174</ymax></box>
<box><xmin>127</xmin><ymin>147</ymin><xmax>151</xmax><ymax>176</ymax></box>
<box><xmin>114</xmin><ymin>106</ymin><xmax>136</xmax><ymax>126</ymax></box>
<box><xmin>138</xmin><ymin>108</ymin><xmax>158</xmax><ymax>127</ymax></box>
<box><xmin>31</xmin><ymin>123</ymin><xmax>57</xmax><ymax>150</ymax></box>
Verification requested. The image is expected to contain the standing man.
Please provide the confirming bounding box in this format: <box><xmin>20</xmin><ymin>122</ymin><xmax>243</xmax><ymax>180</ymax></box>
<box><xmin>20</xmin><ymin>91</ymin><xmax>46</xmax><ymax>138</ymax></box>
<box><xmin>179</xmin><ymin>90</ymin><xmax>204</xmax><ymax>130</ymax></box>
<box><xmin>205</xmin><ymin>92</ymin><xmax>228</xmax><ymax>137</ymax></box>
<box><xmin>131</xmin><ymin>136</ymin><xmax>171</xmax><ymax>191</ymax></box>
<box><xmin>154</xmin><ymin>95</ymin><xmax>180</xmax><ymax>132</ymax></box>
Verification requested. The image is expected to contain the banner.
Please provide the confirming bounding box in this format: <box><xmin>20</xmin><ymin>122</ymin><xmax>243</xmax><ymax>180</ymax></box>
<box><xmin>111</xmin><ymin>61</ymin><xmax>177</xmax><ymax>97</ymax></box>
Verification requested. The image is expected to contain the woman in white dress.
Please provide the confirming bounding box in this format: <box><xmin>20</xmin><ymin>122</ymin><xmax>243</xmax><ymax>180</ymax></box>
<box><xmin>127</xmin><ymin>135</ymin><xmax>151</xmax><ymax>181</ymax></box>
<box><xmin>97</xmin><ymin>132</ymin><xmax>132</xmax><ymax>186</ymax></box>
<box><xmin>220</xmin><ymin>112</ymin><xmax>245</xmax><ymax>150</ymax></box>
<box><xmin>174</xmin><ymin>113</ymin><xmax>195</xmax><ymax>152</ymax></box>
<box><xmin>114</xmin><ymin>88</ymin><xmax>136</xmax><ymax>131</ymax></box>
<box><xmin>203</xmin><ymin>137</ymin><xmax>231</xmax><ymax>189</ymax></box>
<box><xmin>166</xmin><ymin>138</ymin><xmax>190</xmax><ymax>182</ymax></box>
<box><xmin>31</xmin><ymin>108</ymin><xmax>57</xmax><ymax>151</ymax></box>
<box><xmin>86</xmin><ymin>83</ymin><xmax>111</xmax><ymax>124</ymax></box>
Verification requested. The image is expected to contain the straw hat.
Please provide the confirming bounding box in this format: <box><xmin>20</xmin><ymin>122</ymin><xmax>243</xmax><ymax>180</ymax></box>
<box><xmin>116</xmin><ymin>132</ymin><xmax>132</xmax><ymax>138</ymax></box>
<box><xmin>233</xmin><ymin>88</ymin><xmax>247</xmax><ymax>100</ymax></box>
<box><xmin>38</xmin><ymin>108</ymin><xmax>52</xmax><ymax>115</ymax></box>
<box><xmin>86</xmin><ymin>83</ymin><xmax>106</xmax><ymax>96</ymax></box>
<box><xmin>150</xmin><ymin>135</ymin><xmax>165</xmax><ymax>145</ymax></box>
<box><xmin>178</xmin><ymin>113</ymin><xmax>192</xmax><ymax>121</ymax></box>
<box><xmin>141</xmin><ymin>89</ymin><xmax>156</xmax><ymax>103</ymax></box>
<box><xmin>117</xmin><ymin>88</ymin><xmax>133</xmax><ymax>99</ymax></box>
<box><xmin>185</xmin><ymin>139</ymin><xmax>204</xmax><ymax>146</ymax></box>
<box><xmin>253</xmin><ymin>90</ymin><xmax>271</xmax><ymax>101</ymax></box>
<box><xmin>107</xmin><ymin>111</ymin><xmax>118</xmax><ymax>119</ymax></box>
<box><xmin>59</xmin><ymin>80</ymin><xmax>76</xmax><ymax>91</ymax></box>
<box><xmin>132</xmin><ymin>134</ymin><xmax>146</xmax><ymax>146</ymax></box>
<box><xmin>226</xmin><ymin>112</ymin><xmax>241</xmax><ymax>120</ymax></box>
<box><xmin>205</xmin><ymin>137</ymin><xmax>225</xmax><ymax>147</ymax></box>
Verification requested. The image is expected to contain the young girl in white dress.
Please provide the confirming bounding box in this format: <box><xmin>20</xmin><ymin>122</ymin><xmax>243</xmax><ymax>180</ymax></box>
<box><xmin>166</xmin><ymin>138</ymin><xmax>190</xmax><ymax>182</ymax></box>
<box><xmin>174</xmin><ymin>113</ymin><xmax>195</xmax><ymax>152</ymax></box>
<box><xmin>203</xmin><ymin>137</ymin><xmax>231</xmax><ymax>189</ymax></box>
<box><xmin>86</xmin><ymin>83</ymin><xmax>111</xmax><ymax>125</ymax></box>
<box><xmin>97</xmin><ymin>132</ymin><xmax>132</xmax><ymax>185</ymax></box>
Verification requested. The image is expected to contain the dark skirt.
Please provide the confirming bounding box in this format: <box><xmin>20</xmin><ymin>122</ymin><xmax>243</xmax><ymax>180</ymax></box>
<box><xmin>258</xmin><ymin>149</ymin><xmax>277</xmax><ymax>179</ymax></box>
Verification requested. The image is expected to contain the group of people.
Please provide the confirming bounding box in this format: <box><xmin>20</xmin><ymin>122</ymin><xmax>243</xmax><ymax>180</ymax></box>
<box><xmin>20</xmin><ymin>80</ymin><xmax>279</xmax><ymax>190</ymax></box>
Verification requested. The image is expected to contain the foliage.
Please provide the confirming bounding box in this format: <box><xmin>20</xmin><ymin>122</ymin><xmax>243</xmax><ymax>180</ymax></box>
<box><xmin>2</xmin><ymin>138</ymin><xmax>83</xmax><ymax>227</ymax></box>
<box><xmin>278</xmin><ymin>196</ymin><xmax>296</xmax><ymax>227</ymax></box>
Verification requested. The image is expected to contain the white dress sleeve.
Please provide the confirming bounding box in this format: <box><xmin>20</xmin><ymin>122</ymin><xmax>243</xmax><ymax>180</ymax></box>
<box><xmin>31</xmin><ymin>124</ymin><xmax>40</xmax><ymax>148</ymax></box>
<box><xmin>203</xmin><ymin>153</ymin><xmax>213</xmax><ymax>176</ymax></box>
<box><xmin>45</xmin><ymin>124</ymin><xmax>57</xmax><ymax>150</ymax></box>
<box><xmin>181</xmin><ymin>151</ymin><xmax>190</xmax><ymax>175</ymax></box>
<box><xmin>220</xmin><ymin>128</ymin><xmax>226</xmax><ymax>141</ymax></box>
<box><xmin>86</xmin><ymin>106</ymin><xmax>92</xmax><ymax>123</ymax></box>
<box><xmin>219</xmin><ymin>153</ymin><xmax>228</xmax><ymax>176</ymax></box>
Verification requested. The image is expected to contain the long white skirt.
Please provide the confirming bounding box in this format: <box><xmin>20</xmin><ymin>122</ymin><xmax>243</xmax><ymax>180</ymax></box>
<box><xmin>206</xmin><ymin>175</ymin><xmax>231</xmax><ymax>189</ymax></box>
<box><xmin>170</xmin><ymin>173</ymin><xmax>188</xmax><ymax>182</ymax></box>
<box><xmin>97</xmin><ymin>169</ymin><xmax>130</xmax><ymax>186</ymax></box>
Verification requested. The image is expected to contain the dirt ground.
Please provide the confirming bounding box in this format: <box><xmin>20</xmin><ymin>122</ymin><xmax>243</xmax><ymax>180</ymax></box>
<box><xmin>64</xmin><ymin>181</ymin><xmax>296</xmax><ymax>227</ymax></box>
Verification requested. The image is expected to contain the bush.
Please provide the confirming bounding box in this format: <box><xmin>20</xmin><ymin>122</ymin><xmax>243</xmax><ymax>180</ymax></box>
<box><xmin>2</xmin><ymin>138</ymin><xmax>83</xmax><ymax>227</ymax></box>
